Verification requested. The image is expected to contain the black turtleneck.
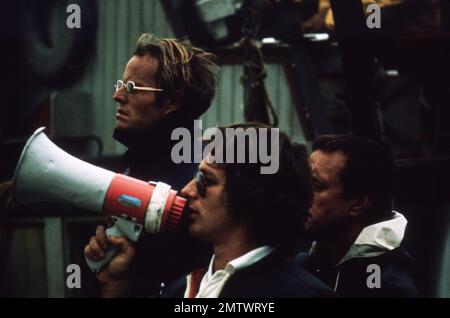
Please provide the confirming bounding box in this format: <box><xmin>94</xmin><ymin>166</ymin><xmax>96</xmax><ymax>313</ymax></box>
<box><xmin>114</xmin><ymin>116</ymin><xmax>197</xmax><ymax>189</ymax></box>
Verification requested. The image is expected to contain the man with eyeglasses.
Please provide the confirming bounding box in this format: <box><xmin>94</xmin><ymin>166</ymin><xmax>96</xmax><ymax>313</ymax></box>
<box><xmin>85</xmin><ymin>123</ymin><xmax>334</xmax><ymax>298</ymax></box>
<box><xmin>110</xmin><ymin>33</ymin><xmax>218</xmax><ymax>297</ymax></box>
<box><xmin>113</xmin><ymin>33</ymin><xmax>217</xmax><ymax>185</ymax></box>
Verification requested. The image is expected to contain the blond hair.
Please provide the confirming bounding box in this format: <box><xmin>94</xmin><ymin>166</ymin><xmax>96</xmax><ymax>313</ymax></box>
<box><xmin>134</xmin><ymin>33</ymin><xmax>218</xmax><ymax>118</ymax></box>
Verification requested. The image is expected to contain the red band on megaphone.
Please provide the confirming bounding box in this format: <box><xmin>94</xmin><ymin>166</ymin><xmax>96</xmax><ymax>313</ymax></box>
<box><xmin>104</xmin><ymin>174</ymin><xmax>153</xmax><ymax>224</ymax></box>
<box><xmin>162</xmin><ymin>191</ymin><xmax>186</xmax><ymax>232</ymax></box>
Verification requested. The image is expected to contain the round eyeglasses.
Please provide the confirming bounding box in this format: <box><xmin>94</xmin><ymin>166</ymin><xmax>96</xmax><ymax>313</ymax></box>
<box><xmin>114</xmin><ymin>80</ymin><xmax>163</xmax><ymax>94</ymax></box>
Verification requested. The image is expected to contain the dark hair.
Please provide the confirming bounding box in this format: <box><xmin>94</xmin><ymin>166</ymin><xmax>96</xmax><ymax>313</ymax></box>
<box><xmin>134</xmin><ymin>33</ymin><xmax>218</xmax><ymax>119</ymax></box>
<box><xmin>205</xmin><ymin>123</ymin><xmax>313</xmax><ymax>253</ymax></box>
<box><xmin>312</xmin><ymin>134</ymin><xmax>394</xmax><ymax>223</ymax></box>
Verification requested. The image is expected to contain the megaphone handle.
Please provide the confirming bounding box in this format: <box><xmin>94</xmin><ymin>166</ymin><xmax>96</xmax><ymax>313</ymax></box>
<box><xmin>85</xmin><ymin>225</ymin><xmax>123</xmax><ymax>273</ymax></box>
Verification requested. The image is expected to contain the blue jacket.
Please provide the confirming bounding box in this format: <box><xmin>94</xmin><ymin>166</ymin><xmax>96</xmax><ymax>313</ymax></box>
<box><xmin>296</xmin><ymin>212</ymin><xmax>420</xmax><ymax>297</ymax></box>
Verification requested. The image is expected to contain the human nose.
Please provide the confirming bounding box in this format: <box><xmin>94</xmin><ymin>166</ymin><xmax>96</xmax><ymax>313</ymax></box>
<box><xmin>181</xmin><ymin>179</ymin><xmax>198</xmax><ymax>200</ymax></box>
<box><xmin>113</xmin><ymin>83</ymin><xmax>127</xmax><ymax>104</ymax></box>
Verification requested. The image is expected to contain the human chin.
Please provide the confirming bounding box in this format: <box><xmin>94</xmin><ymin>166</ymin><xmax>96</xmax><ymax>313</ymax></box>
<box><xmin>115</xmin><ymin>120</ymin><xmax>130</xmax><ymax>129</ymax></box>
<box><xmin>304</xmin><ymin>219</ymin><xmax>314</xmax><ymax>231</ymax></box>
<box><xmin>188</xmin><ymin>223</ymin><xmax>204</xmax><ymax>240</ymax></box>
<box><xmin>115</xmin><ymin>117</ymin><xmax>142</xmax><ymax>130</ymax></box>
<box><xmin>304</xmin><ymin>210</ymin><xmax>315</xmax><ymax>227</ymax></box>
<box><xmin>115</xmin><ymin>113</ymin><xmax>131</xmax><ymax>129</ymax></box>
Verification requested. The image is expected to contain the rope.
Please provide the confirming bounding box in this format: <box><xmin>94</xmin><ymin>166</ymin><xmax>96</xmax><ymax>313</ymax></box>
<box><xmin>239</xmin><ymin>0</ymin><xmax>279</xmax><ymax>127</ymax></box>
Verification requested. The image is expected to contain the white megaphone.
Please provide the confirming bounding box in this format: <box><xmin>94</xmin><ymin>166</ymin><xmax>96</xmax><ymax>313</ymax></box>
<box><xmin>12</xmin><ymin>127</ymin><xmax>188</xmax><ymax>273</ymax></box>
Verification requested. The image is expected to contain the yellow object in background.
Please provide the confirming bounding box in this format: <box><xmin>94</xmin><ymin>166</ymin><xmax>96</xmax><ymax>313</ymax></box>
<box><xmin>303</xmin><ymin>0</ymin><xmax>440</xmax><ymax>36</ymax></box>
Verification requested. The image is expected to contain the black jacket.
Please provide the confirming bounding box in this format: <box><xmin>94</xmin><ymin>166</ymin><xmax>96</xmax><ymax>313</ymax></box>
<box><xmin>162</xmin><ymin>251</ymin><xmax>335</xmax><ymax>298</ymax></box>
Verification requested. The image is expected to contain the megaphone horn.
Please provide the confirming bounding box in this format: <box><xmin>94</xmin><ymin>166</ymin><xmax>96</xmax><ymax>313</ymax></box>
<box><xmin>12</xmin><ymin>127</ymin><xmax>188</xmax><ymax>272</ymax></box>
<box><xmin>12</xmin><ymin>127</ymin><xmax>114</xmax><ymax>211</ymax></box>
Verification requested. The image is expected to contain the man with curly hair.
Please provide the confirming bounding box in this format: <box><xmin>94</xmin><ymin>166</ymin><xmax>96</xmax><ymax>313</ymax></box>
<box><xmin>85</xmin><ymin>123</ymin><xmax>334</xmax><ymax>298</ymax></box>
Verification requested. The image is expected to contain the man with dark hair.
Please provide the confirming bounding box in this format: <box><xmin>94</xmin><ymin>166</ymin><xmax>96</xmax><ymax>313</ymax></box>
<box><xmin>297</xmin><ymin>134</ymin><xmax>420</xmax><ymax>297</ymax></box>
<box><xmin>85</xmin><ymin>123</ymin><xmax>334</xmax><ymax>298</ymax></box>
<box><xmin>111</xmin><ymin>33</ymin><xmax>218</xmax><ymax>296</ymax></box>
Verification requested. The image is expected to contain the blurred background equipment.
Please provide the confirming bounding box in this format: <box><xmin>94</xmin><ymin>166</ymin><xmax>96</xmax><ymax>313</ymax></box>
<box><xmin>163</xmin><ymin>0</ymin><xmax>317</xmax><ymax>47</ymax></box>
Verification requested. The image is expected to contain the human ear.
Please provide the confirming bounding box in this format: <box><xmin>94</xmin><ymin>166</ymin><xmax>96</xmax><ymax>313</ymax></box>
<box><xmin>163</xmin><ymin>91</ymin><xmax>182</xmax><ymax>115</ymax></box>
<box><xmin>349</xmin><ymin>195</ymin><xmax>371</xmax><ymax>217</ymax></box>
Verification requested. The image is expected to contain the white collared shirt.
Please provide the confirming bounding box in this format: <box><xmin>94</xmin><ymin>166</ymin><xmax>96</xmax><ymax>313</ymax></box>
<box><xmin>186</xmin><ymin>246</ymin><xmax>275</xmax><ymax>298</ymax></box>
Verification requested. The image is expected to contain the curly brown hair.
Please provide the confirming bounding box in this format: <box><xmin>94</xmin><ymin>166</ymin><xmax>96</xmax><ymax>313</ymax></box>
<box><xmin>204</xmin><ymin>123</ymin><xmax>313</xmax><ymax>253</ymax></box>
